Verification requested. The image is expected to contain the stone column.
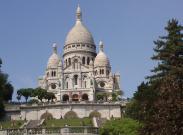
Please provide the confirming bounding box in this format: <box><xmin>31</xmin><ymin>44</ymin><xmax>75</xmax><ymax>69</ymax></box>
<box><xmin>79</xmin><ymin>74</ymin><xmax>82</xmax><ymax>88</ymax></box>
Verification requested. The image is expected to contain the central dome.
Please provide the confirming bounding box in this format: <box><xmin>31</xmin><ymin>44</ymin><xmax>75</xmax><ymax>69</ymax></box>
<box><xmin>65</xmin><ymin>21</ymin><xmax>94</xmax><ymax>45</ymax></box>
<box><xmin>65</xmin><ymin>5</ymin><xmax>95</xmax><ymax>46</ymax></box>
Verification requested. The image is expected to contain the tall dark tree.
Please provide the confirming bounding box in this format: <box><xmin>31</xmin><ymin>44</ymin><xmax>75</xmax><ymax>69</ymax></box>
<box><xmin>141</xmin><ymin>19</ymin><xmax>183</xmax><ymax>135</ymax></box>
<box><xmin>0</xmin><ymin>58</ymin><xmax>14</xmax><ymax>119</ymax></box>
<box><xmin>126</xmin><ymin>82</ymin><xmax>157</xmax><ymax>122</ymax></box>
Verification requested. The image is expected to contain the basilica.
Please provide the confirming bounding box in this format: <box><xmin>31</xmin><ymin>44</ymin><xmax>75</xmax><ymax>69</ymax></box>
<box><xmin>38</xmin><ymin>5</ymin><xmax>121</xmax><ymax>102</ymax></box>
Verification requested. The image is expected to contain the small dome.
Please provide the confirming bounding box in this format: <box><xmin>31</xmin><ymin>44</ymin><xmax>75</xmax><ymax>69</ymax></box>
<box><xmin>47</xmin><ymin>44</ymin><xmax>60</xmax><ymax>68</ymax></box>
<box><xmin>65</xmin><ymin>5</ymin><xmax>95</xmax><ymax>45</ymax></box>
<box><xmin>94</xmin><ymin>41</ymin><xmax>110</xmax><ymax>67</ymax></box>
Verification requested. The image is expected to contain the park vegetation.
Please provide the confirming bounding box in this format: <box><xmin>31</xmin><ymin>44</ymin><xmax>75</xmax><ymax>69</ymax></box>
<box><xmin>0</xmin><ymin>58</ymin><xmax>14</xmax><ymax>119</ymax></box>
<box><xmin>126</xmin><ymin>19</ymin><xmax>183</xmax><ymax>135</ymax></box>
<box><xmin>17</xmin><ymin>87</ymin><xmax>55</xmax><ymax>103</ymax></box>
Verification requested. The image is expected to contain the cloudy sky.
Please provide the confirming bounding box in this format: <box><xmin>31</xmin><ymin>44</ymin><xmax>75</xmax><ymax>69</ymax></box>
<box><xmin>0</xmin><ymin>0</ymin><xmax>183</xmax><ymax>100</ymax></box>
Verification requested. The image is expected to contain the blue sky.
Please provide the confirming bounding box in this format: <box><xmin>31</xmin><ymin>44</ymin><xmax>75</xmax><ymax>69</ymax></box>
<box><xmin>0</xmin><ymin>0</ymin><xmax>183</xmax><ymax>100</ymax></box>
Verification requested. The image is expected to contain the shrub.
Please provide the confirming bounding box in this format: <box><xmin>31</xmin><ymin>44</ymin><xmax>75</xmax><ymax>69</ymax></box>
<box><xmin>99</xmin><ymin>118</ymin><xmax>143</xmax><ymax>135</ymax></box>
<box><xmin>64</xmin><ymin>111</ymin><xmax>78</xmax><ymax>119</ymax></box>
<box><xmin>89</xmin><ymin>111</ymin><xmax>101</xmax><ymax>118</ymax></box>
<box><xmin>40</xmin><ymin>112</ymin><xmax>53</xmax><ymax>120</ymax></box>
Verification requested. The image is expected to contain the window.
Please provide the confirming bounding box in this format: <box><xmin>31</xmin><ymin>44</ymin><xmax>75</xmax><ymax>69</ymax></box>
<box><xmin>74</xmin><ymin>75</ymin><xmax>78</xmax><ymax>85</ymax></box>
<box><xmin>99</xmin><ymin>69</ymin><xmax>104</xmax><ymax>74</ymax></box>
<box><xmin>100</xmin><ymin>82</ymin><xmax>105</xmax><ymax>87</ymax></box>
<box><xmin>68</xmin><ymin>58</ymin><xmax>71</xmax><ymax>65</ymax></box>
<box><xmin>87</xmin><ymin>57</ymin><xmax>90</xmax><ymax>65</ymax></box>
<box><xmin>51</xmin><ymin>71</ymin><xmax>56</xmax><ymax>77</ymax></box>
<box><xmin>51</xmin><ymin>83</ymin><xmax>56</xmax><ymax>89</ymax></box>
<box><xmin>102</xmin><ymin>69</ymin><xmax>104</xmax><ymax>74</ymax></box>
<box><xmin>82</xmin><ymin>57</ymin><xmax>85</xmax><ymax>65</ymax></box>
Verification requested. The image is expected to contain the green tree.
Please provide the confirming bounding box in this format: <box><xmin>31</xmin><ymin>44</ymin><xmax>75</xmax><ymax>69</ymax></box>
<box><xmin>141</xmin><ymin>19</ymin><xmax>183</xmax><ymax>135</ymax></box>
<box><xmin>44</xmin><ymin>92</ymin><xmax>55</xmax><ymax>102</ymax></box>
<box><xmin>17</xmin><ymin>88</ymin><xmax>33</xmax><ymax>102</ymax></box>
<box><xmin>33</xmin><ymin>88</ymin><xmax>47</xmax><ymax>102</ymax></box>
<box><xmin>100</xmin><ymin>118</ymin><xmax>143</xmax><ymax>135</ymax></box>
<box><xmin>126</xmin><ymin>82</ymin><xmax>157</xmax><ymax>122</ymax></box>
<box><xmin>0</xmin><ymin>58</ymin><xmax>14</xmax><ymax>119</ymax></box>
<box><xmin>0</xmin><ymin>66</ymin><xmax>14</xmax><ymax>101</ymax></box>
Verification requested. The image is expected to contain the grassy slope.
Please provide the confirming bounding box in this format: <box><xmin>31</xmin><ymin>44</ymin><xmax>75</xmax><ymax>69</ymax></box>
<box><xmin>0</xmin><ymin>120</ymin><xmax>24</xmax><ymax>129</ymax></box>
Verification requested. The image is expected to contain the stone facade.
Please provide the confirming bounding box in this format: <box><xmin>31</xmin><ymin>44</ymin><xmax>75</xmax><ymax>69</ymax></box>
<box><xmin>38</xmin><ymin>5</ymin><xmax>121</xmax><ymax>102</ymax></box>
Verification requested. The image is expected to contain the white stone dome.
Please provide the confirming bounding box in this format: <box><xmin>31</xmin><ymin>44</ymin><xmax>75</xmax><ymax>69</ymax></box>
<box><xmin>94</xmin><ymin>41</ymin><xmax>110</xmax><ymax>67</ymax></box>
<box><xmin>65</xmin><ymin>21</ymin><xmax>94</xmax><ymax>45</ymax></box>
<box><xmin>65</xmin><ymin>5</ymin><xmax>95</xmax><ymax>45</ymax></box>
<box><xmin>47</xmin><ymin>44</ymin><xmax>60</xmax><ymax>68</ymax></box>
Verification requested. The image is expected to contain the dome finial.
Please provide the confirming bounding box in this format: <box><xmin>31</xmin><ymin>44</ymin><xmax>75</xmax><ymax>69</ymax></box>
<box><xmin>76</xmin><ymin>4</ymin><xmax>82</xmax><ymax>22</ymax></box>
<box><xmin>52</xmin><ymin>43</ymin><xmax>57</xmax><ymax>54</ymax></box>
<box><xmin>99</xmin><ymin>41</ymin><xmax>104</xmax><ymax>52</ymax></box>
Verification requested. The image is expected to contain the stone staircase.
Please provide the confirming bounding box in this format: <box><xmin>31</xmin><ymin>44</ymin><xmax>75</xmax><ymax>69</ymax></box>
<box><xmin>24</xmin><ymin>119</ymin><xmax>44</xmax><ymax>128</ymax></box>
<box><xmin>93</xmin><ymin>117</ymin><xmax>107</xmax><ymax>127</ymax></box>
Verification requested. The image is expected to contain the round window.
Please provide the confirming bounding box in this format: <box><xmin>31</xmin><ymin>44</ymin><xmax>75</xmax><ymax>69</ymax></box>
<box><xmin>51</xmin><ymin>84</ymin><xmax>56</xmax><ymax>89</ymax></box>
<box><xmin>100</xmin><ymin>82</ymin><xmax>105</xmax><ymax>87</ymax></box>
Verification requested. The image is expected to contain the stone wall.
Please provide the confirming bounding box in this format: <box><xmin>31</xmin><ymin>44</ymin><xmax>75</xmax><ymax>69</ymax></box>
<box><xmin>19</xmin><ymin>103</ymin><xmax>122</xmax><ymax>120</ymax></box>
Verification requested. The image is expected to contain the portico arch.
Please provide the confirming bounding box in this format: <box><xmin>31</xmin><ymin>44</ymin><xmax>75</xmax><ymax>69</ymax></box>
<box><xmin>72</xmin><ymin>94</ymin><xmax>79</xmax><ymax>101</ymax></box>
<box><xmin>82</xmin><ymin>93</ymin><xmax>89</xmax><ymax>101</ymax></box>
<box><xmin>62</xmin><ymin>94</ymin><xmax>69</xmax><ymax>101</ymax></box>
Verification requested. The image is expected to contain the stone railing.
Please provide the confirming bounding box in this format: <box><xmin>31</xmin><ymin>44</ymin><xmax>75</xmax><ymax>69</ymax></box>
<box><xmin>21</xmin><ymin>100</ymin><xmax>125</xmax><ymax>107</ymax></box>
<box><xmin>0</xmin><ymin>126</ymin><xmax>99</xmax><ymax>135</ymax></box>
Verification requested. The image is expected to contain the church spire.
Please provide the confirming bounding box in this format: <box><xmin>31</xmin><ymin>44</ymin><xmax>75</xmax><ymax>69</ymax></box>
<box><xmin>52</xmin><ymin>43</ymin><xmax>57</xmax><ymax>54</ymax></box>
<box><xmin>76</xmin><ymin>4</ymin><xmax>82</xmax><ymax>22</ymax></box>
<box><xmin>99</xmin><ymin>41</ymin><xmax>104</xmax><ymax>52</ymax></box>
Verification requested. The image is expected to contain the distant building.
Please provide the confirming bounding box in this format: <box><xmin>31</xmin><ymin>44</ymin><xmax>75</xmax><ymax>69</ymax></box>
<box><xmin>38</xmin><ymin>5</ymin><xmax>121</xmax><ymax>102</ymax></box>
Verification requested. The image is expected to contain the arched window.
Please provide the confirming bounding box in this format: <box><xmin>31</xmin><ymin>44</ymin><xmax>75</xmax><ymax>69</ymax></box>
<box><xmin>102</xmin><ymin>69</ymin><xmax>104</xmax><ymax>74</ymax></box>
<box><xmin>53</xmin><ymin>71</ymin><xmax>56</xmax><ymax>76</ymax></box>
<box><xmin>72</xmin><ymin>94</ymin><xmax>79</xmax><ymax>101</ymax></box>
<box><xmin>100</xmin><ymin>69</ymin><xmax>102</xmax><ymax>74</ymax></box>
<box><xmin>68</xmin><ymin>58</ymin><xmax>71</xmax><ymax>65</ymax></box>
<box><xmin>82</xmin><ymin>94</ymin><xmax>89</xmax><ymax>101</ymax></box>
<box><xmin>62</xmin><ymin>94</ymin><xmax>69</xmax><ymax>101</ymax></box>
<box><xmin>82</xmin><ymin>57</ymin><xmax>85</xmax><ymax>65</ymax></box>
<box><xmin>87</xmin><ymin>57</ymin><xmax>90</xmax><ymax>65</ymax></box>
<box><xmin>65</xmin><ymin>77</ymin><xmax>69</xmax><ymax>89</ymax></box>
<box><xmin>74</xmin><ymin>75</ymin><xmax>78</xmax><ymax>85</ymax></box>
